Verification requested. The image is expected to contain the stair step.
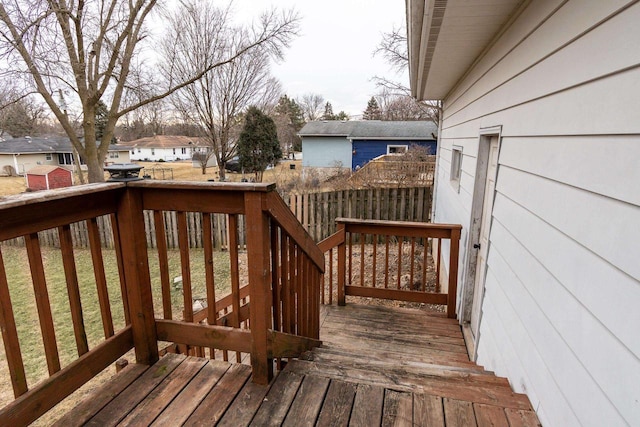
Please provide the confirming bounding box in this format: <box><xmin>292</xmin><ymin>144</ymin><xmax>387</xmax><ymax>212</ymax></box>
<box><xmin>306</xmin><ymin>347</ymin><xmax>499</xmax><ymax>378</ymax></box>
<box><xmin>285</xmin><ymin>359</ymin><xmax>532</xmax><ymax>411</ymax></box>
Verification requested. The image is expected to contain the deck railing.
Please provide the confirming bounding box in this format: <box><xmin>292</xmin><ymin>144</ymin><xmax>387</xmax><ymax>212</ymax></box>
<box><xmin>0</xmin><ymin>181</ymin><xmax>323</xmax><ymax>425</ymax></box>
<box><xmin>318</xmin><ymin>218</ymin><xmax>461</xmax><ymax>318</ymax></box>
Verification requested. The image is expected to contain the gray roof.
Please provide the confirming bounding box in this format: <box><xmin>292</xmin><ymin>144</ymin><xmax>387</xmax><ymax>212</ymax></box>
<box><xmin>0</xmin><ymin>136</ymin><xmax>125</xmax><ymax>154</ymax></box>
<box><xmin>298</xmin><ymin>120</ymin><xmax>438</xmax><ymax>140</ymax></box>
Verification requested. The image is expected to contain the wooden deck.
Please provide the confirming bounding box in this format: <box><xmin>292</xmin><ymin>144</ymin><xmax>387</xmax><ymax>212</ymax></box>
<box><xmin>56</xmin><ymin>304</ymin><xmax>540</xmax><ymax>426</ymax></box>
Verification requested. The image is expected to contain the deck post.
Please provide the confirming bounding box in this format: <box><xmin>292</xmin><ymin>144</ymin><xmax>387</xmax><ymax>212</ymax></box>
<box><xmin>337</xmin><ymin>222</ymin><xmax>347</xmax><ymax>306</ymax></box>
<box><xmin>116</xmin><ymin>186</ymin><xmax>159</xmax><ymax>364</ymax></box>
<box><xmin>447</xmin><ymin>227</ymin><xmax>461</xmax><ymax>319</ymax></box>
<box><xmin>245</xmin><ymin>192</ymin><xmax>274</xmax><ymax>384</ymax></box>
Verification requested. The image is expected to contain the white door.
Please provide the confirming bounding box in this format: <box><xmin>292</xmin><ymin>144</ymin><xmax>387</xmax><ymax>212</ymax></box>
<box><xmin>470</xmin><ymin>136</ymin><xmax>499</xmax><ymax>338</ymax></box>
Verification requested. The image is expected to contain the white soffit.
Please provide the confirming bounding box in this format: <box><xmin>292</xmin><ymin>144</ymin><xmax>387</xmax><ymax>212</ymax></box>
<box><xmin>409</xmin><ymin>0</ymin><xmax>526</xmax><ymax>100</ymax></box>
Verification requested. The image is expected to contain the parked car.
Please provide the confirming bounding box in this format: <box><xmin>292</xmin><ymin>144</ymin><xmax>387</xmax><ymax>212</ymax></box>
<box><xmin>224</xmin><ymin>157</ymin><xmax>242</xmax><ymax>173</ymax></box>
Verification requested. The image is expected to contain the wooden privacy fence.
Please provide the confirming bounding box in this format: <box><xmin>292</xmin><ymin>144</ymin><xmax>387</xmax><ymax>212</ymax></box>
<box><xmin>289</xmin><ymin>186</ymin><xmax>433</xmax><ymax>242</ymax></box>
<box><xmin>1</xmin><ymin>211</ymin><xmax>246</xmax><ymax>251</ymax></box>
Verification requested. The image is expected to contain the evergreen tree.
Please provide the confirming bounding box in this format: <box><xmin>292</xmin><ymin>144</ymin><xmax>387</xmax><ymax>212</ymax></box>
<box><xmin>274</xmin><ymin>95</ymin><xmax>304</xmax><ymax>154</ymax></box>
<box><xmin>237</xmin><ymin>106</ymin><xmax>282</xmax><ymax>182</ymax></box>
<box><xmin>334</xmin><ymin>111</ymin><xmax>350</xmax><ymax>121</ymax></box>
<box><xmin>321</xmin><ymin>101</ymin><xmax>335</xmax><ymax>120</ymax></box>
<box><xmin>362</xmin><ymin>97</ymin><xmax>382</xmax><ymax>120</ymax></box>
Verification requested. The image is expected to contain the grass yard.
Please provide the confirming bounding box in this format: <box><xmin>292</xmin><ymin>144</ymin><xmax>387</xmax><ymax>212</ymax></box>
<box><xmin>0</xmin><ymin>244</ymin><xmax>236</xmax><ymax>416</ymax></box>
<box><xmin>0</xmin><ymin>160</ymin><xmax>303</xmax><ymax>198</ymax></box>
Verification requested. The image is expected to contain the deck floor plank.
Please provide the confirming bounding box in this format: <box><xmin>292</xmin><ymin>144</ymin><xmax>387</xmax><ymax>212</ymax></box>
<box><xmin>315</xmin><ymin>380</ymin><xmax>358</xmax><ymax>427</ymax></box>
<box><xmin>85</xmin><ymin>353</ymin><xmax>186</xmax><ymax>427</ymax></box>
<box><xmin>504</xmin><ymin>408</ymin><xmax>542</xmax><ymax>427</ymax></box>
<box><xmin>151</xmin><ymin>359</ymin><xmax>231</xmax><ymax>426</ymax></box>
<box><xmin>348</xmin><ymin>384</ymin><xmax>385</xmax><ymax>427</ymax></box>
<box><xmin>249</xmin><ymin>370</ymin><xmax>303</xmax><ymax>427</ymax></box>
<box><xmin>444</xmin><ymin>397</ymin><xmax>477</xmax><ymax>427</ymax></box>
<box><xmin>52</xmin><ymin>363</ymin><xmax>148</xmax><ymax>427</ymax></box>
<box><xmin>381</xmin><ymin>389</ymin><xmax>413</xmax><ymax>427</ymax></box>
<box><xmin>414</xmin><ymin>394</ymin><xmax>445</xmax><ymax>427</ymax></box>
<box><xmin>474</xmin><ymin>403</ymin><xmax>510</xmax><ymax>427</ymax></box>
<box><xmin>216</xmin><ymin>377</ymin><xmax>271</xmax><ymax>427</ymax></box>
<box><xmin>282</xmin><ymin>375</ymin><xmax>330</xmax><ymax>427</ymax></box>
<box><xmin>184</xmin><ymin>362</ymin><xmax>251</xmax><ymax>425</ymax></box>
<box><xmin>118</xmin><ymin>356</ymin><xmax>207</xmax><ymax>426</ymax></box>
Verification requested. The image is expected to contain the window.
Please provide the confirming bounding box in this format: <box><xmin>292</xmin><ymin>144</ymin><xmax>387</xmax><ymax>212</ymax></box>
<box><xmin>387</xmin><ymin>145</ymin><xmax>408</xmax><ymax>154</ymax></box>
<box><xmin>45</xmin><ymin>153</ymin><xmax>52</xmax><ymax>161</ymax></box>
<box><xmin>109</xmin><ymin>152</ymin><xmax>119</xmax><ymax>159</ymax></box>
<box><xmin>58</xmin><ymin>153</ymin><xmax>73</xmax><ymax>165</ymax></box>
<box><xmin>151</xmin><ymin>148</ymin><xmax>155</xmax><ymax>155</ymax></box>
<box><xmin>450</xmin><ymin>146</ymin><xmax>463</xmax><ymax>192</ymax></box>
<box><xmin>137</xmin><ymin>148</ymin><xmax>141</xmax><ymax>153</ymax></box>
<box><xmin>181</xmin><ymin>147</ymin><xmax>187</xmax><ymax>154</ymax></box>
<box><xmin>173</xmin><ymin>148</ymin><xmax>176</xmax><ymax>155</ymax></box>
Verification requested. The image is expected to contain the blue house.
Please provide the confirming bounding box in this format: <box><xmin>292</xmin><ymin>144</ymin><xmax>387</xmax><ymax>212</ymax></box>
<box><xmin>299</xmin><ymin>121</ymin><xmax>437</xmax><ymax>172</ymax></box>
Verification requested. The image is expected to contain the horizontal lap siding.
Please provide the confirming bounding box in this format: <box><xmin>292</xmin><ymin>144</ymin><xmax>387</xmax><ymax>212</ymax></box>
<box><xmin>434</xmin><ymin>1</ymin><xmax>640</xmax><ymax>426</ymax></box>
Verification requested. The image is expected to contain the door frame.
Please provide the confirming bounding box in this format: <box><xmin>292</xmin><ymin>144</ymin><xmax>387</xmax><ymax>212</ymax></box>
<box><xmin>460</xmin><ymin>126</ymin><xmax>502</xmax><ymax>360</ymax></box>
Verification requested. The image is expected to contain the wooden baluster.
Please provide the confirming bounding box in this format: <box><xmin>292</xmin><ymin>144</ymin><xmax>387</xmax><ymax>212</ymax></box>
<box><xmin>58</xmin><ymin>225</ymin><xmax>89</xmax><ymax>356</ymax></box>
<box><xmin>271</xmin><ymin>222</ymin><xmax>281</xmax><ymax>335</ymax></box>
<box><xmin>288</xmin><ymin>236</ymin><xmax>296</xmax><ymax>332</ymax></box>
<box><xmin>0</xmin><ymin>247</ymin><xmax>28</xmax><ymax>397</ymax></box>
<box><xmin>337</xmin><ymin>223</ymin><xmax>346</xmax><ymax>306</ymax></box>
<box><xmin>245</xmin><ymin>192</ymin><xmax>273</xmax><ymax>384</ymax></box>
<box><xmin>372</xmin><ymin>234</ymin><xmax>377</xmax><ymax>289</ymax></box>
<box><xmin>203</xmin><ymin>213</ymin><xmax>217</xmax><ymax>359</ymax></box>
<box><xmin>153</xmin><ymin>211</ymin><xmax>172</xmax><ymax>320</ymax></box>
<box><xmin>410</xmin><ymin>237</ymin><xmax>416</xmax><ymax>291</ymax></box>
<box><xmin>447</xmin><ymin>229</ymin><xmax>461</xmax><ymax>319</ymax></box>
<box><xmin>177</xmin><ymin>212</ymin><xmax>193</xmax><ymax>323</ymax></box>
<box><xmin>384</xmin><ymin>235</ymin><xmax>390</xmax><ymax>289</ymax></box>
<box><xmin>397</xmin><ymin>236</ymin><xmax>403</xmax><ymax>290</ymax></box>
<box><xmin>87</xmin><ymin>218</ymin><xmax>114</xmax><ymax>338</ymax></box>
<box><xmin>328</xmin><ymin>247</ymin><xmax>333</xmax><ymax>304</ymax></box>
<box><xmin>360</xmin><ymin>233</ymin><xmax>365</xmax><ymax>288</ymax></box>
<box><xmin>281</xmin><ymin>233</ymin><xmax>290</xmax><ymax>334</ymax></box>
<box><xmin>348</xmin><ymin>232</ymin><xmax>353</xmax><ymax>286</ymax></box>
<box><xmin>421</xmin><ymin>238</ymin><xmax>428</xmax><ymax>292</ymax></box>
<box><xmin>24</xmin><ymin>233</ymin><xmax>60</xmax><ymax>375</ymax></box>
<box><xmin>110</xmin><ymin>214</ymin><xmax>130</xmax><ymax>325</ymax></box>
<box><xmin>296</xmin><ymin>245</ymin><xmax>303</xmax><ymax>336</ymax></box>
<box><xmin>436</xmin><ymin>237</ymin><xmax>442</xmax><ymax>293</ymax></box>
<box><xmin>228</xmin><ymin>214</ymin><xmax>242</xmax><ymax>363</ymax></box>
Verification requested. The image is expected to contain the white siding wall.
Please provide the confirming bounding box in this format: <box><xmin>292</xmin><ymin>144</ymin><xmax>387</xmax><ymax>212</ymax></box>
<box><xmin>129</xmin><ymin>147</ymin><xmax>191</xmax><ymax>162</ymax></box>
<box><xmin>302</xmin><ymin>136</ymin><xmax>352</xmax><ymax>169</ymax></box>
<box><xmin>434</xmin><ymin>1</ymin><xmax>640</xmax><ymax>425</ymax></box>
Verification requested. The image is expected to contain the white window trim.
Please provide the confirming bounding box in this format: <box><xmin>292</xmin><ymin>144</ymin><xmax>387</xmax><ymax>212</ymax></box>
<box><xmin>450</xmin><ymin>145</ymin><xmax>463</xmax><ymax>193</ymax></box>
<box><xmin>387</xmin><ymin>144</ymin><xmax>408</xmax><ymax>155</ymax></box>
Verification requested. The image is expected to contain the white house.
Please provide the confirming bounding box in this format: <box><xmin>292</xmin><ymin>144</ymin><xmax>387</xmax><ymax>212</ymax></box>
<box><xmin>119</xmin><ymin>135</ymin><xmax>209</xmax><ymax>163</ymax></box>
<box><xmin>408</xmin><ymin>1</ymin><xmax>639</xmax><ymax>426</ymax></box>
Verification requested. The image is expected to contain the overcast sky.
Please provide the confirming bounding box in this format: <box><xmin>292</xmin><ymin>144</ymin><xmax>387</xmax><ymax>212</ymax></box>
<box><xmin>231</xmin><ymin>0</ymin><xmax>408</xmax><ymax>118</ymax></box>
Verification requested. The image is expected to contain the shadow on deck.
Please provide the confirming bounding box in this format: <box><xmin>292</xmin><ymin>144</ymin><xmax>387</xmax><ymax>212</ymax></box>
<box><xmin>57</xmin><ymin>304</ymin><xmax>540</xmax><ymax>426</ymax></box>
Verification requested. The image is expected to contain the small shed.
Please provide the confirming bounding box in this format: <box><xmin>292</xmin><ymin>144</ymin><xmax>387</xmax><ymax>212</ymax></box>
<box><xmin>26</xmin><ymin>165</ymin><xmax>73</xmax><ymax>190</ymax></box>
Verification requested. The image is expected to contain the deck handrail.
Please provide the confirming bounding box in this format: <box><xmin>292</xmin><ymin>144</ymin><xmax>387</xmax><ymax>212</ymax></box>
<box><xmin>0</xmin><ymin>181</ymin><xmax>323</xmax><ymax>424</ymax></box>
<box><xmin>318</xmin><ymin>218</ymin><xmax>461</xmax><ymax>318</ymax></box>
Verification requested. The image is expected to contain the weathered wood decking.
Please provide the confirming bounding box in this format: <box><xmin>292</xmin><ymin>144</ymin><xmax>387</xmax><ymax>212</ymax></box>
<box><xmin>56</xmin><ymin>304</ymin><xmax>540</xmax><ymax>426</ymax></box>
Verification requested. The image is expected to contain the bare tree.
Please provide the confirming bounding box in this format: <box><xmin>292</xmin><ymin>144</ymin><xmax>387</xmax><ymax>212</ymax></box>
<box><xmin>0</xmin><ymin>0</ymin><xmax>298</xmax><ymax>182</ymax></box>
<box><xmin>298</xmin><ymin>93</ymin><xmax>325</xmax><ymax>121</ymax></box>
<box><xmin>372</xmin><ymin>26</ymin><xmax>441</xmax><ymax>125</ymax></box>
<box><xmin>165</xmin><ymin>1</ymin><xmax>289</xmax><ymax>180</ymax></box>
<box><xmin>0</xmin><ymin>93</ymin><xmax>46</xmax><ymax>137</ymax></box>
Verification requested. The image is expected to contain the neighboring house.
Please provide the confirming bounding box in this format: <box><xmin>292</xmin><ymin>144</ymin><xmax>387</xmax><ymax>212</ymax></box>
<box><xmin>408</xmin><ymin>1</ymin><xmax>639</xmax><ymax>426</ymax></box>
<box><xmin>119</xmin><ymin>135</ymin><xmax>210</xmax><ymax>163</ymax></box>
<box><xmin>26</xmin><ymin>165</ymin><xmax>73</xmax><ymax>190</ymax></box>
<box><xmin>0</xmin><ymin>136</ymin><xmax>130</xmax><ymax>175</ymax></box>
<box><xmin>299</xmin><ymin>121</ymin><xmax>437</xmax><ymax>171</ymax></box>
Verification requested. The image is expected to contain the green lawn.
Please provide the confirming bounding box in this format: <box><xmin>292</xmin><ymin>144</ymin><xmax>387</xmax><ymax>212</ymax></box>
<box><xmin>0</xmin><ymin>244</ymin><xmax>233</xmax><ymax>408</ymax></box>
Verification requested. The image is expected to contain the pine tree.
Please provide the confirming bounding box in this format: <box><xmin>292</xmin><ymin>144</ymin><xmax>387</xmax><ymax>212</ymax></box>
<box><xmin>363</xmin><ymin>97</ymin><xmax>382</xmax><ymax>120</ymax></box>
<box><xmin>237</xmin><ymin>106</ymin><xmax>282</xmax><ymax>182</ymax></box>
<box><xmin>321</xmin><ymin>101</ymin><xmax>335</xmax><ymax>120</ymax></box>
